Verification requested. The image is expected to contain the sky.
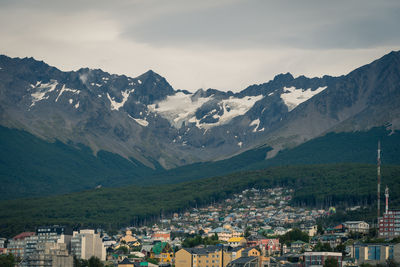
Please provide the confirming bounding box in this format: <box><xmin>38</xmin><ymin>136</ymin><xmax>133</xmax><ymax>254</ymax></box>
<box><xmin>1</xmin><ymin>0</ymin><xmax>400</xmax><ymax>92</ymax></box>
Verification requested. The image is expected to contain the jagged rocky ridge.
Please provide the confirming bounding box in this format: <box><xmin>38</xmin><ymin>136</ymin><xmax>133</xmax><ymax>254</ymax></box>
<box><xmin>0</xmin><ymin>51</ymin><xmax>399</xmax><ymax>168</ymax></box>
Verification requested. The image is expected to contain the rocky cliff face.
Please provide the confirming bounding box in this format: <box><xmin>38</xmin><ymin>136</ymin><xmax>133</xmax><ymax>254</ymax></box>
<box><xmin>0</xmin><ymin>51</ymin><xmax>399</xmax><ymax>168</ymax></box>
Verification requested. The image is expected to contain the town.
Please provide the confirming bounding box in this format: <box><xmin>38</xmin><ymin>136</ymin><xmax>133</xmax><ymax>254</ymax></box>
<box><xmin>0</xmin><ymin>187</ymin><xmax>399</xmax><ymax>267</ymax></box>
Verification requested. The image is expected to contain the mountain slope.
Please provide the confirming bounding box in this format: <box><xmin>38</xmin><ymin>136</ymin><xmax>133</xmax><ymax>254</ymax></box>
<box><xmin>259</xmin><ymin>51</ymin><xmax>400</xmax><ymax>157</ymax></box>
<box><xmin>0</xmin><ymin>51</ymin><xmax>400</xmax><ymax>199</ymax></box>
<box><xmin>0</xmin><ymin>54</ymin><xmax>342</xmax><ymax>169</ymax></box>
<box><xmin>0</xmin><ymin>126</ymin><xmax>158</xmax><ymax>200</ymax></box>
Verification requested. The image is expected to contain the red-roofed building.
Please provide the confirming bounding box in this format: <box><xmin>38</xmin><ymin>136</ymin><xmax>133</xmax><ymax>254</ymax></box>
<box><xmin>13</xmin><ymin>232</ymin><xmax>35</xmax><ymax>240</ymax></box>
<box><xmin>151</xmin><ymin>231</ymin><xmax>171</xmax><ymax>242</ymax></box>
<box><xmin>8</xmin><ymin>232</ymin><xmax>35</xmax><ymax>259</ymax></box>
<box><xmin>247</xmin><ymin>236</ymin><xmax>280</xmax><ymax>255</ymax></box>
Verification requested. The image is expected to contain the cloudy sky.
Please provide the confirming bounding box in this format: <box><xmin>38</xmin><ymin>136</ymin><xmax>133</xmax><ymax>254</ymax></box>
<box><xmin>1</xmin><ymin>0</ymin><xmax>400</xmax><ymax>92</ymax></box>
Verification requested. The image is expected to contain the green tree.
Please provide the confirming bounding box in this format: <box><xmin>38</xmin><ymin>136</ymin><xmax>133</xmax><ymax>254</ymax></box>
<box><xmin>0</xmin><ymin>254</ymin><xmax>15</xmax><ymax>267</ymax></box>
<box><xmin>88</xmin><ymin>256</ymin><xmax>104</xmax><ymax>267</ymax></box>
<box><xmin>244</xmin><ymin>227</ymin><xmax>251</xmax><ymax>238</ymax></box>
<box><xmin>313</xmin><ymin>242</ymin><xmax>332</xmax><ymax>252</ymax></box>
<box><xmin>334</xmin><ymin>244</ymin><xmax>346</xmax><ymax>255</ymax></box>
<box><xmin>116</xmin><ymin>246</ymin><xmax>129</xmax><ymax>254</ymax></box>
<box><xmin>280</xmin><ymin>228</ymin><xmax>309</xmax><ymax>244</ymax></box>
<box><xmin>146</xmin><ymin>257</ymin><xmax>159</xmax><ymax>265</ymax></box>
<box><xmin>317</xmin><ymin>224</ymin><xmax>324</xmax><ymax>235</ymax></box>
<box><xmin>323</xmin><ymin>257</ymin><xmax>338</xmax><ymax>267</ymax></box>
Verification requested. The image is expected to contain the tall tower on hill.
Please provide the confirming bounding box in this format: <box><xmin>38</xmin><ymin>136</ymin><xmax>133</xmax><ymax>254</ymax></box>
<box><xmin>385</xmin><ymin>186</ymin><xmax>389</xmax><ymax>214</ymax></box>
<box><xmin>377</xmin><ymin>141</ymin><xmax>381</xmax><ymax>221</ymax></box>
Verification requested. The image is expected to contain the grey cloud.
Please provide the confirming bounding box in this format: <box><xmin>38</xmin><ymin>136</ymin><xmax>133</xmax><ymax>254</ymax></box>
<box><xmin>120</xmin><ymin>0</ymin><xmax>400</xmax><ymax>50</ymax></box>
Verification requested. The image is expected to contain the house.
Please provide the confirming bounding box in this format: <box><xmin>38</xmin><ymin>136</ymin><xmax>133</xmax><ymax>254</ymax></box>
<box><xmin>352</xmin><ymin>243</ymin><xmax>400</xmax><ymax>265</ymax></box>
<box><xmin>311</xmin><ymin>235</ymin><xmax>342</xmax><ymax>248</ymax></box>
<box><xmin>150</xmin><ymin>242</ymin><xmax>174</xmax><ymax>264</ymax></box>
<box><xmin>290</xmin><ymin>240</ymin><xmax>306</xmax><ymax>253</ymax></box>
<box><xmin>121</xmin><ymin>229</ymin><xmax>138</xmax><ymax>243</ymax></box>
<box><xmin>325</xmin><ymin>224</ymin><xmax>346</xmax><ymax>234</ymax></box>
<box><xmin>247</xmin><ymin>236</ymin><xmax>280</xmax><ymax>255</ymax></box>
<box><xmin>228</xmin><ymin>237</ymin><xmax>247</xmax><ymax>248</ymax></box>
<box><xmin>0</xmin><ymin>238</ymin><xmax>7</xmax><ymax>249</ymax></box>
<box><xmin>175</xmin><ymin>246</ymin><xmax>230</xmax><ymax>267</ymax></box>
<box><xmin>226</xmin><ymin>256</ymin><xmax>258</xmax><ymax>267</ymax></box>
<box><xmin>7</xmin><ymin>232</ymin><xmax>36</xmax><ymax>259</ymax></box>
<box><xmin>118</xmin><ymin>258</ymin><xmax>134</xmax><ymax>267</ymax></box>
<box><xmin>344</xmin><ymin>221</ymin><xmax>369</xmax><ymax>234</ymax></box>
<box><xmin>152</xmin><ymin>231</ymin><xmax>171</xmax><ymax>242</ymax></box>
<box><xmin>118</xmin><ymin>258</ymin><xmax>159</xmax><ymax>267</ymax></box>
<box><xmin>303</xmin><ymin>252</ymin><xmax>343</xmax><ymax>267</ymax></box>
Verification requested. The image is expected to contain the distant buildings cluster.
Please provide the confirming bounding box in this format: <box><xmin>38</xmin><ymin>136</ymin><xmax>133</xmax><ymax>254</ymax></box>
<box><xmin>0</xmin><ymin>226</ymin><xmax>105</xmax><ymax>266</ymax></box>
<box><xmin>2</xmin><ymin>187</ymin><xmax>400</xmax><ymax>266</ymax></box>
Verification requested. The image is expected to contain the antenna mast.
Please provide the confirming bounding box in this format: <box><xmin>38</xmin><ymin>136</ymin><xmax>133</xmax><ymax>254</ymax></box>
<box><xmin>385</xmin><ymin>186</ymin><xmax>389</xmax><ymax>214</ymax></box>
<box><xmin>377</xmin><ymin>141</ymin><xmax>381</xmax><ymax>220</ymax></box>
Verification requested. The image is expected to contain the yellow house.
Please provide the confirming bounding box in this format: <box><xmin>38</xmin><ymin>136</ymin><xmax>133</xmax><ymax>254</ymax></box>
<box><xmin>150</xmin><ymin>242</ymin><xmax>174</xmax><ymax>264</ymax></box>
<box><xmin>175</xmin><ymin>246</ymin><xmax>233</xmax><ymax>267</ymax></box>
<box><xmin>227</xmin><ymin>237</ymin><xmax>247</xmax><ymax>248</ymax></box>
<box><xmin>227</xmin><ymin>247</ymin><xmax>263</xmax><ymax>267</ymax></box>
<box><xmin>121</xmin><ymin>229</ymin><xmax>138</xmax><ymax>243</ymax></box>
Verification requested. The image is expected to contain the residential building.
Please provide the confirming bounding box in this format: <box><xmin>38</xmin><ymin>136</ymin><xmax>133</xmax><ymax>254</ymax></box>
<box><xmin>226</xmin><ymin>257</ymin><xmax>258</xmax><ymax>267</ymax></box>
<box><xmin>303</xmin><ymin>252</ymin><xmax>342</xmax><ymax>267</ymax></box>
<box><xmin>152</xmin><ymin>231</ymin><xmax>171</xmax><ymax>242</ymax></box>
<box><xmin>150</xmin><ymin>242</ymin><xmax>174</xmax><ymax>264</ymax></box>
<box><xmin>121</xmin><ymin>229</ymin><xmax>138</xmax><ymax>243</ymax></box>
<box><xmin>20</xmin><ymin>225</ymin><xmax>73</xmax><ymax>265</ymax></box>
<box><xmin>118</xmin><ymin>258</ymin><xmax>135</xmax><ymax>267</ymax></box>
<box><xmin>25</xmin><ymin>242</ymin><xmax>73</xmax><ymax>267</ymax></box>
<box><xmin>0</xmin><ymin>238</ymin><xmax>6</xmax><ymax>248</ymax></box>
<box><xmin>175</xmin><ymin>246</ymin><xmax>230</xmax><ymax>267</ymax></box>
<box><xmin>228</xmin><ymin>237</ymin><xmax>247</xmax><ymax>248</ymax></box>
<box><xmin>71</xmin><ymin>229</ymin><xmax>106</xmax><ymax>261</ymax></box>
<box><xmin>209</xmin><ymin>225</ymin><xmax>243</xmax><ymax>242</ymax></box>
<box><xmin>353</xmin><ymin>243</ymin><xmax>400</xmax><ymax>265</ymax></box>
<box><xmin>344</xmin><ymin>221</ymin><xmax>369</xmax><ymax>234</ymax></box>
<box><xmin>379</xmin><ymin>210</ymin><xmax>400</xmax><ymax>238</ymax></box>
<box><xmin>7</xmin><ymin>232</ymin><xmax>35</xmax><ymax>259</ymax></box>
<box><xmin>290</xmin><ymin>240</ymin><xmax>306</xmax><ymax>253</ymax></box>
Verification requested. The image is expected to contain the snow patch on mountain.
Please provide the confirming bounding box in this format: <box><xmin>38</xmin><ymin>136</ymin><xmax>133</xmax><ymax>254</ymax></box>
<box><xmin>148</xmin><ymin>92</ymin><xmax>211</xmax><ymax>128</ymax></box>
<box><xmin>250</xmin><ymin>118</ymin><xmax>261</xmax><ymax>132</ymax></box>
<box><xmin>107</xmin><ymin>89</ymin><xmax>134</xmax><ymax>111</ymax></box>
<box><xmin>55</xmin><ymin>85</ymin><xmax>80</xmax><ymax>102</ymax></box>
<box><xmin>30</xmin><ymin>80</ymin><xmax>58</xmax><ymax>107</ymax></box>
<box><xmin>193</xmin><ymin>95</ymin><xmax>264</xmax><ymax>129</ymax></box>
<box><xmin>128</xmin><ymin>115</ymin><xmax>149</xmax><ymax>127</ymax></box>
<box><xmin>281</xmin><ymin>86</ymin><xmax>327</xmax><ymax>111</ymax></box>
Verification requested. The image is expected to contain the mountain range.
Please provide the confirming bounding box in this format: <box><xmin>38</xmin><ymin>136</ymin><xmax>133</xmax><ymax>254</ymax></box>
<box><xmin>0</xmin><ymin>51</ymin><xmax>400</xmax><ymax>199</ymax></box>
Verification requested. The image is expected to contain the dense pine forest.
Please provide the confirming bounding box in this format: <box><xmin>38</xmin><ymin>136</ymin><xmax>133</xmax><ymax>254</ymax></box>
<box><xmin>0</xmin><ymin>163</ymin><xmax>399</xmax><ymax>238</ymax></box>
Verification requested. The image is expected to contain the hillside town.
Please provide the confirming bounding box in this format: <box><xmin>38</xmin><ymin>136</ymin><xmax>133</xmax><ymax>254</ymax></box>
<box><xmin>1</xmin><ymin>187</ymin><xmax>399</xmax><ymax>267</ymax></box>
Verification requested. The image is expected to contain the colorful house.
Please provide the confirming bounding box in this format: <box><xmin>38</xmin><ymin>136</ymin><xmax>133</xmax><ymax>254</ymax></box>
<box><xmin>228</xmin><ymin>237</ymin><xmax>247</xmax><ymax>248</ymax></box>
<box><xmin>150</xmin><ymin>242</ymin><xmax>174</xmax><ymax>264</ymax></box>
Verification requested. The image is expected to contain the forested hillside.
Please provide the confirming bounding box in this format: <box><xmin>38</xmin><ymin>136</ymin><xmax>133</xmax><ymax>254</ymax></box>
<box><xmin>1</xmin><ymin>125</ymin><xmax>399</xmax><ymax>201</ymax></box>
<box><xmin>1</xmin><ymin>163</ymin><xmax>399</xmax><ymax>238</ymax></box>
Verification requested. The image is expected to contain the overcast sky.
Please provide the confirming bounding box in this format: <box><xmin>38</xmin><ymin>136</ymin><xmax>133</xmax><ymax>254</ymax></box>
<box><xmin>1</xmin><ymin>0</ymin><xmax>400</xmax><ymax>92</ymax></box>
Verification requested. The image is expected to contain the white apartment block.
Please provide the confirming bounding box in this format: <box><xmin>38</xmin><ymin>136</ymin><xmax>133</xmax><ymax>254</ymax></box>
<box><xmin>71</xmin><ymin>229</ymin><xmax>106</xmax><ymax>261</ymax></box>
